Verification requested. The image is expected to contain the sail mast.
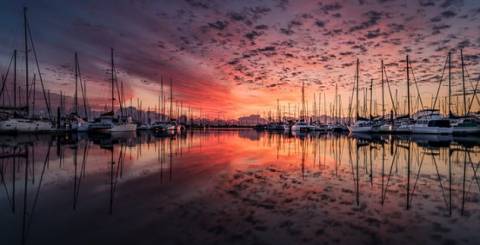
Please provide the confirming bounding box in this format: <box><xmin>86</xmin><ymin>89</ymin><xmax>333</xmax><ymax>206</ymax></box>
<box><xmin>355</xmin><ymin>58</ymin><xmax>359</xmax><ymax>119</ymax></box>
<box><xmin>381</xmin><ymin>60</ymin><xmax>384</xmax><ymax>118</ymax></box>
<box><xmin>111</xmin><ymin>48</ymin><xmax>115</xmax><ymax>113</ymax></box>
<box><xmin>406</xmin><ymin>55</ymin><xmax>410</xmax><ymax>118</ymax></box>
<box><xmin>13</xmin><ymin>50</ymin><xmax>17</xmax><ymax>108</ymax></box>
<box><xmin>24</xmin><ymin>7</ymin><xmax>29</xmax><ymax>116</ymax></box>
<box><xmin>370</xmin><ymin>78</ymin><xmax>373</xmax><ymax>119</ymax></box>
<box><xmin>74</xmin><ymin>52</ymin><xmax>78</xmax><ymax>114</ymax></box>
<box><xmin>448</xmin><ymin>52</ymin><xmax>452</xmax><ymax>117</ymax></box>
<box><xmin>461</xmin><ymin>49</ymin><xmax>466</xmax><ymax>116</ymax></box>
<box><xmin>301</xmin><ymin>81</ymin><xmax>305</xmax><ymax>120</ymax></box>
<box><xmin>170</xmin><ymin>78</ymin><xmax>173</xmax><ymax>120</ymax></box>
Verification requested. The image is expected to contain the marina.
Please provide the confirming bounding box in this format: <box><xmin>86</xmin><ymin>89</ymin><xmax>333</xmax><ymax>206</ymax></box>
<box><xmin>1</xmin><ymin>1</ymin><xmax>480</xmax><ymax>244</ymax></box>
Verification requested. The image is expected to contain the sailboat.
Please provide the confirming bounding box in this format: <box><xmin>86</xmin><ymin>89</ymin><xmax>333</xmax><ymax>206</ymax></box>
<box><xmin>69</xmin><ymin>52</ymin><xmax>90</xmax><ymax>132</ymax></box>
<box><xmin>88</xmin><ymin>48</ymin><xmax>136</xmax><ymax>133</ymax></box>
<box><xmin>410</xmin><ymin>53</ymin><xmax>452</xmax><ymax>134</ymax></box>
<box><xmin>349</xmin><ymin>59</ymin><xmax>373</xmax><ymax>133</ymax></box>
<box><xmin>291</xmin><ymin>82</ymin><xmax>312</xmax><ymax>132</ymax></box>
<box><xmin>450</xmin><ymin>50</ymin><xmax>480</xmax><ymax>134</ymax></box>
<box><xmin>0</xmin><ymin>8</ymin><xmax>55</xmax><ymax>133</ymax></box>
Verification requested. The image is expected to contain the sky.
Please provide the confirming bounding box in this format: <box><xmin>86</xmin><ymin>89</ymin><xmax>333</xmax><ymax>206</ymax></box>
<box><xmin>1</xmin><ymin>0</ymin><xmax>480</xmax><ymax>119</ymax></box>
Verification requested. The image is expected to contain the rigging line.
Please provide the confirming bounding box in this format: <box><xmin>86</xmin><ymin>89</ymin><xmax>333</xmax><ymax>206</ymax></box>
<box><xmin>432</xmin><ymin>56</ymin><xmax>448</xmax><ymax>110</ymax></box>
<box><xmin>26</xmin><ymin>20</ymin><xmax>52</xmax><ymax>120</ymax></box>
<box><xmin>431</xmin><ymin>153</ymin><xmax>450</xmax><ymax>210</ymax></box>
<box><xmin>25</xmin><ymin>140</ymin><xmax>52</xmax><ymax>238</ymax></box>
<box><xmin>409</xmin><ymin>62</ymin><xmax>424</xmax><ymax>109</ymax></box>
<box><xmin>347</xmin><ymin>73</ymin><xmax>356</xmax><ymax>123</ymax></box>
<box><xmin>0</xmin><ymin>52</ymin><xmax>15</xmax><ymax>99</ymax></box>
<box><xmin>409</xmin><ymin>152</ymin><xmax>425</xmax><ymax>206</ymax></box>
<box><xmin>466</xmin><ymin>152</ymin><xmax>480</xmax><ymax>192</ymax></box>
<box><xmin>382</xmin><ymin>145</ymin><xmax>398</xmax><ymax>204</ymax></box>
<box><xmin>464</xmin><ymin>65</ymin><xmax>480</xmax><ymax>113</ymax></box>
<box><xmin>0</xmin><ymin>161</ymin><xmax>13</xmax><ymax>210</ymax></box>
<box><xmin>76</xmin><ymin>55</ymin><xmax>88</xmax><ymax>118</ymax></box>
<box><xmin>382</xmin><ymin>66</ymin><xmax>397</xmax><ymax>115</ymax></box>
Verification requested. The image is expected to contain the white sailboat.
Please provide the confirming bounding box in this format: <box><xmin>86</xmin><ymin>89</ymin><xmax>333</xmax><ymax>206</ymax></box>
<box><xmin>411</xmin><ymin>109</ymin><xmax>452</xmax><ymax>134</ymax></box>
<box><xmin>0</xmin><ymin>8</ymin><xmax>55</xmax><ymax>133</ymax></box>
<box><xmin>88</xmin><ymin>49</ymin><xmax>136</xmax><ymax>133</ymax></box>
<box><xmin>291</xmin><ymin>81</ymin><xmax>312</xmax><ymax>132</ymax></box>
<box><xmin>349</xmin><ymin>59</ymin><xmax>374</xmax><ymax>133</ymax></box>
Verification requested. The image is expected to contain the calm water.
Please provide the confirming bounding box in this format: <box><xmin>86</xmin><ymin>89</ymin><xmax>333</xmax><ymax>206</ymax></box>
<box><xmin>1</xmin><ymin>130</ymin><xmax>479</xmax><ymax>245</ymax></box>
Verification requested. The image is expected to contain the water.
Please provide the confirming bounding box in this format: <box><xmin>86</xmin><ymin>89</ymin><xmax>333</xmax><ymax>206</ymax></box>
<box><xmin>0</xmin><ymin>130</ymin><xmax>479</xmax><ymax>244</ymax></box>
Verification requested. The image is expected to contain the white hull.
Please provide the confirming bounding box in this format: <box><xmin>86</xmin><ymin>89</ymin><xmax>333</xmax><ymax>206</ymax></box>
<box><xmin>348</xmin><ymin>126</ymin><xmax>372</xmax><ymax>133</ymax></box>
<box><xmin>391</xmin><ymin>124</ymin><xmax>412</xmax><ymax>133</ymax></box>
<box><xmin>110</xmin><ymin>123</ymin><xmax>137</xmax><ymax>132</ymax></box>
<box><xmin>452</xmin><ymin>126</ymin><xmax>480</xmax><ymax>134</ymax></box>
<box><xmin>291</xmin><ymin>125</ymin><xmax>310</xmax><ymax>132</ymax></box>
<box><xmin>72</xmin><ymin>122</ymin><xmax>90</xmax><ymax>132</ymax></box>
<box><xmin>411</xmin><ymin>126</ymin><xmax>453</xmax><ymax>134</ymax></box>
<box><xmin>0</xmin><ymin>118</ymin><xmax>55</xmax><ymax>133</ymax></box>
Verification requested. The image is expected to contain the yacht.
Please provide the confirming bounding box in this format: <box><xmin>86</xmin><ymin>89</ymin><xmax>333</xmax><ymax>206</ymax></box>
<box><xmin>450</xmin><ymin>117</ymin><xmax>480</xmax><ymax>135</ymax></box>
<box><xmin>348</xmin><ymin>118</ymin><xmax>373</xmax><ymax>133</ymax></box>
<box><xmin>390</xmin><ymin>116</ymin><xmax>413</xmax><ymax>134</ymax></box>
<box><xmin>69</xmin><ymin>114</ymin><xmax>90</xmax><ymax>132</ymax></box>
<box><xmin>0</xmin><ymin>117</ymin><xmax>55</xmax><ymax>133</ymax></box>
<box><xmin>312</xmin><ymin>122</ymin><xmax>328</xmax><ymax>132</ymax></box>
<box><xmin>411</xmin><ymin>109</ymin><xmax>452</xmax><ymax>134</ymax></box>
<box><xmin>291</xmin><ymin>120</ymin><xmax>311</xmax><ymax>132</ymax></box>
<box><xmin>151</xmin><ymin>121</ymin><xmax>170</xmax><ymax>133</ymax></box>
<box><xmin>88</xmin><ymin>112</ymin><xmax>136</xmax><ymax>133</ymax></box>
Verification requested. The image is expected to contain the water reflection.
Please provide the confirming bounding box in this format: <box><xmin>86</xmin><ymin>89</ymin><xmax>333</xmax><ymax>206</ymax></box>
<box><xmin>0</xmin><ymin>130</ymin><xmax>479</xmax><ymax>244</ymax></box>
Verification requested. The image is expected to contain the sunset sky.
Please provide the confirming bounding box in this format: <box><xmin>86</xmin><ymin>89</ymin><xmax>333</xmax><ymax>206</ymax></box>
<box><xmin>1</xmin><ymin>0</ymin><xmax>480</xmax><ymax>119</ymax></box>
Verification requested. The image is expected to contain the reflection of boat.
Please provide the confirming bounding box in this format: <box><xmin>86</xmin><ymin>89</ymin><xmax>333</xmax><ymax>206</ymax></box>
<box><xmin>409</xmin><ymin>134</ymin><xmax>453</xmax><ymax>148</ymax></box>
<box><xmin>291</xmin><ymin>129</ymin><xmax>308</xmax><ymax>138</ymax></box>
<box><xmin>411</xmin><ymin>109</ymin><xmax>452</xmax><ymax>134</ymax></box>
<box><xmin>350</xmin><ymin>132</ymin><xmax>387</xmax><ymax>143</ymax></box>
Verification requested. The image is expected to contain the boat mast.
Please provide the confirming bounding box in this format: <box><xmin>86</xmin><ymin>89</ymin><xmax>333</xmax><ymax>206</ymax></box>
<box><xmin>111</xmin><ymin>48</ymin><xmax>115</xmax><ymax>113</ymax></box>
<box><xmin>161</xmin><ymin>76</ymin><xmax>164</xmax><ymax>121</ymax></box>
<box><xmin>370</xmin><ymin>78</ymin><xmax>373</xmax><ymax>119</ymax></box>
<box><xmin>301</xmin><ymin>81</ymin><xmax>305</xmax><ymax>120</ymax></box>
<box><xmin>355</xmin><ymin>58</ymin><xmax>359</xmax><ymax>120</ymax></box>
<box><xmin>74</xmin><ymin>52</ymin><xmax>78</xmax><ymax>114</ymax></box>
<box><xmin>24</xmin><ymin>7</ymin><xmax>29</xmax><ymax>116</ymax></box>
<box><xmin>381</xmin><ymin>60</ymin><xmax>384</xmax><ymax>118</ymax></box>
<box><xmin>461</xmin><ymin>49</ymin><xmax>466</xmax><ymax>116</ymax></box>
<box><xmin>406</xmin><ymin>55</ymin><xmax>410</xmax><ymax>118</ymax></box>
<box><xmin>13</xmin><ymin>50</ymin><xmax>17</xmax><ymax>109</ymax></box>
<box><xmin>170</xmin><ymin>78</ymin><xmax>173</xmax><ymax>120</ymax></box>
<box><xmin>335</xmin><ymin>83</ymin><xmax>338</xmax><ymax>123</ymax></box>
<box><xmin>448</xmin><ymin>52</ymin><xmax>452</xmax><ymax>117</ymax></box>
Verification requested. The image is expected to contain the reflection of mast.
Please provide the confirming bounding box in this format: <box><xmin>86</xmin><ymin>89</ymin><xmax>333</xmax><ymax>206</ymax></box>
<box><xmin>406</xmin><ymin>142</ymin><xmax>411</xmax><ymax>210</ymax></box>
<box><xmin>21</xmin><ymin>145</ymin><xmax>29</xmax><ymax>245</ymax></box>
<box><xmin>448</xmin><ymin>148</ymin><xmax>452</xmax><ymax>216</ymax></box>
<box><xmin>461</xmin><ymin>149</ymin><xmax>466</xmax><ymax>215</ymax></box>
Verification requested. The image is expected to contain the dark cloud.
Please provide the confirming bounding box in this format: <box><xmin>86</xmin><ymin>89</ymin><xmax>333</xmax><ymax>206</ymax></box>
<box><xmin>441</xmin><ymin>10</ymin><xmax>457</xmax><ymax>18</ymax></box>
<box><xmin>349</xmin><ymin>10</ymin><xmax>383</xmax><ymax>32</ymax></box>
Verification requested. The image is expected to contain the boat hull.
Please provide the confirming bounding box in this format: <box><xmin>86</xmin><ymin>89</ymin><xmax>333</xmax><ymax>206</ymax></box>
<box><xmin>411</xmin><ymin>126</ymin><xmax>453</xmax><ymax>134</ymax></box>
<box><xmin>0</xmin><ymin>118</ymin><xmax>55</xmax><ymax>133</ymax></box>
